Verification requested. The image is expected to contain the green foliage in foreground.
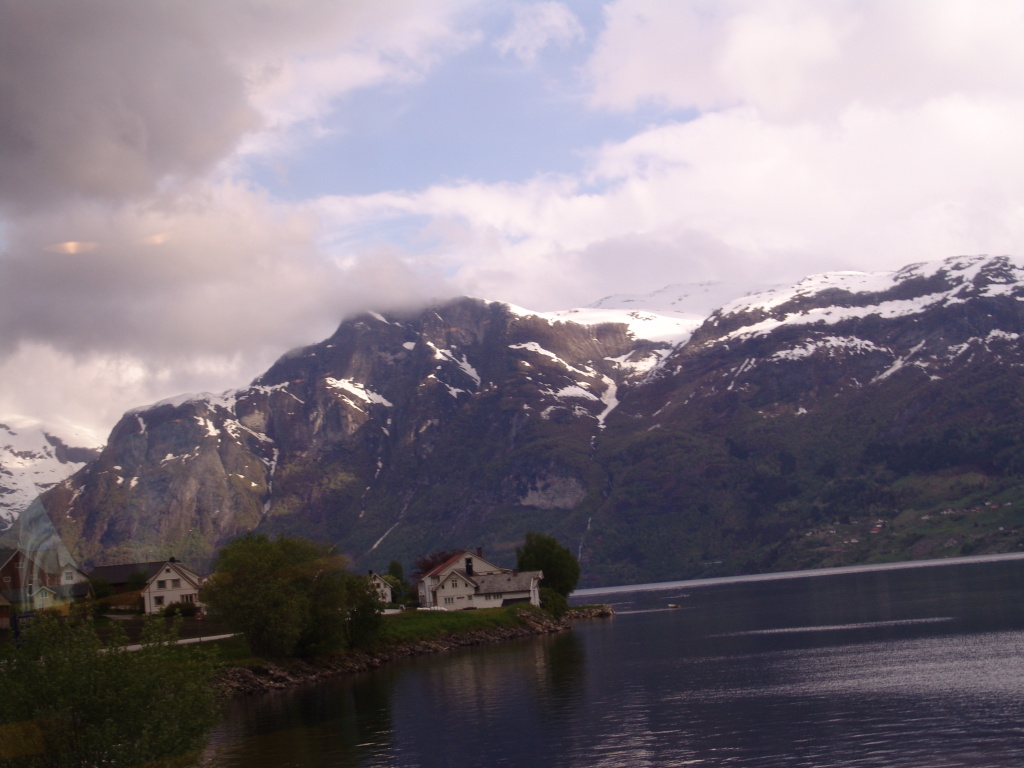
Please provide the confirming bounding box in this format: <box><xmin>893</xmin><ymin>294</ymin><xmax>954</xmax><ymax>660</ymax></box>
<box><xmin>0</xmin><ymin>612</ymin><xmax>219</xmax><ymax>768</ymax></box>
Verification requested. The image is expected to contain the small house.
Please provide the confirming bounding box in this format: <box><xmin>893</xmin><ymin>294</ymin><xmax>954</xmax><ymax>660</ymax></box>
<box><xmin>368</xmin><ymin>571</ymin><xmax>393</xmax><ymax>604</ymax></box>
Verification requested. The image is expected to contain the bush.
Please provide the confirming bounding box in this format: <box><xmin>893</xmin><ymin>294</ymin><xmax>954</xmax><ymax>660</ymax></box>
<box><xmin>163</xmin><ymin>601</ymin><xmax>200</xmax><ymax>618</ymax></box>
<box><xmin>539</xmin><ymin>587</ymin><xmax>569</xmax><ymax>619</ymax></box>
<box><xmin>0</xmin><ymin>611</ymin><xmax>219</xmax><ymax>767</ymax></box>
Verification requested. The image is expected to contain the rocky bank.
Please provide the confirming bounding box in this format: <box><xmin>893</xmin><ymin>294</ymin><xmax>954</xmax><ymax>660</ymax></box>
<box><xmin>215</xmin><ymin>607</ymin><xmax>612</xmax><ymax>698</ymax></box>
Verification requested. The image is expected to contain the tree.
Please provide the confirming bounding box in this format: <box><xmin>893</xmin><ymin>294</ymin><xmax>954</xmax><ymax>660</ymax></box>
<box><xmin>386</xmin><ymin>559</ymin><xmax>405</xmax><ymax>584</ymax></box>
<box><xmin>411</xmin><ymin>549</ymin><xmax>463</xmax><ymax>583</ymax></box>
<box><xmin>201</xmin><ymin>534</ymin><xmax>379</xmax><ymax>657</ymax></box>
<box><xmin>516</xmin><ymin>532</ymin><xmax>580</xmax><ymax>598</ymax></box>
<box><xmin>385</xmin><ymin>559</ymin><xmax>410</xmax><ymax>604</ymax></box>
<box><xmin>345</xmin><ymin>576</ymin><xmax>384</xmax><ymax>650</ymax></box>
<box><xmin>0</xmin><ymin>611</ymin><xmax>218</xmax><ymax>767</ymax></box>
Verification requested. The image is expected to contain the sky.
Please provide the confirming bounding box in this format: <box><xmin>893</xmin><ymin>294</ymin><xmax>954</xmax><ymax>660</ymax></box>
<box><xmin>4</xmin><ymin>0</ymin><xmax>1024</xmax><ymax>444</ymax></box>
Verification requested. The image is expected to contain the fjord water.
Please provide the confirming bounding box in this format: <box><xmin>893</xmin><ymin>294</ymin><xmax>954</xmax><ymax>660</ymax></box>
<box><xmin>201</xmin><ymin>555</ymin><xmax>1024</xmax><ymax>767</ymax></box>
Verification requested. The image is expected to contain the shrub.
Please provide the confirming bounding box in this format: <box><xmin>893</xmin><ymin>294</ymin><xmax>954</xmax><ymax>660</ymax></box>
<box><xmin>539</xmin><ymin>587</ymin><xmax>569</xmax><ymax>619</ymax></box>
<box><xmin>163</xmin><ymin>601</ymin><xmax>200</xmax><ymax>618</ymax></box>
<box><xmin>0</xmin><ymin>611</ymin><xmax>218</xmax><ymax>767</ymax></box>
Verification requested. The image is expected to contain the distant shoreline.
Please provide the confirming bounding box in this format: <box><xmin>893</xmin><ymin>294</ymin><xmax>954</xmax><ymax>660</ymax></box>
<box><xmin>573</xmin><ymin>552</ymin><xmax>1024</xmax><ymax>598</ymax></box>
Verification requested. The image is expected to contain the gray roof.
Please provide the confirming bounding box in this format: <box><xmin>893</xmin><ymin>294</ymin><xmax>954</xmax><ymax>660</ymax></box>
<box><xmin>89</xmin><ymin>561</ymin><xmax>167</xmax><ymax>586</ymax></box>
<box><xmin>471</xmin><ymin>570</ymin><xmax>541</xmax><ymax>595</ymax></box>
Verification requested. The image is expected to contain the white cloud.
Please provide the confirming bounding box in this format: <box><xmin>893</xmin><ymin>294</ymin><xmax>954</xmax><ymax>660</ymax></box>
<box><xmin>0</xmin><ymin>0</ymin><xmax>477</xmax><ymax>438</ymax></box>
<box><xmin>586</xmin><ymin>0</ymin><xmax>1024</xmax><ymax>118</ymax></box>
<box><xmin>315</xmin><ymin>87</ymin><xmax>1024</xmax><ymax>309</ymax></box>
<box><xmin>494</xmin><ymin>2</ymin><xmax>585</xmax><ymax>64</ymax></box>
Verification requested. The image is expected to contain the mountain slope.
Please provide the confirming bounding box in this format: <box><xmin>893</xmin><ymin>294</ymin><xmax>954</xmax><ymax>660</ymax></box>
<box><xmin>0</xmin><ymin>420</ymin><xmax>100</xmax><ymax>536</ymax></box>
<box><xmin>40</xmin><ymin>256</ymin><xmax>1024</xmax><ymax>585</ymax></box>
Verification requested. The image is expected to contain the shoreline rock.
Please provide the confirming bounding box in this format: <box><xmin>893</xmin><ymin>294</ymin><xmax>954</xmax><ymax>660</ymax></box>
<box><xmin>215</xmin><ymin>607</ymin><xmax>610</xmax><ymax>698</ymax></box>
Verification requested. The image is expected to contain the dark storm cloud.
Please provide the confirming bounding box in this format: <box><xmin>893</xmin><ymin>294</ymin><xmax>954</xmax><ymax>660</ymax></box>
<box><xmin>0</xmin><ymin>1</ymin><xmax>262</xmax><ymax>211</ymax></box>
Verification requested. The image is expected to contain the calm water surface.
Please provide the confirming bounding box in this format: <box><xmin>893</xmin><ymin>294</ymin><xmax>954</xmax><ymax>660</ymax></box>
<box><xmin>199</xmin><ymin>555</ymin><xmax>1024</xmax><ymax>767</ymax></box>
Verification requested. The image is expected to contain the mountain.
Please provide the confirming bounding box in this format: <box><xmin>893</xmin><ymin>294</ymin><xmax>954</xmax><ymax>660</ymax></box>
<box><xmin>0</xmin><ymin>420</ymin><xmax>101</xmax><ymax>537</ymax></box>
<box><xmin>38</xmin><ymin>255</ymin><xmax>1024</xmax><ymax>586</ymax></box>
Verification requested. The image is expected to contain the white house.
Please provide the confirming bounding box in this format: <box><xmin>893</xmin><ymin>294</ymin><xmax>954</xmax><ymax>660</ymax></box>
<box><xmin>90</xmin><ymin>558</ymin><xmax>203</xmax><ymax>614</ymax></box>
<box><xmin>368</xmin><ymin>571</ymin><xmax>393</xmax><ymax>604</ymax></box>
<box><xmin>417</xmin><ymin>550</ymin><xmax>542</xmax><ymax>611</ymax></box>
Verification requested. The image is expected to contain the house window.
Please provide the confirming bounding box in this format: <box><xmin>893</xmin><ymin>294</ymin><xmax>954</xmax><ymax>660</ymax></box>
<box><xmin>64</xmin><ymin>570</ymin><xmax>74</xmax><ymax>582</ymax></box>
<box><xmin>157</xmin><ymin>580</ymin><xmax>166</xmax><ymax>589</ymax></box>
<box><xmin>3</xmin><ymin>576</ymin><xmax>9</xmax><ymax>583</ymax></box>
<box><xmin>182</xmin><ymin>594</ymin><xmax>195</xmax><ymax>603</ymax></box>
<box><xmin>154</xmin><ymin>596</ymin><xmax>164</xmax><ymax>607</ymax></box>
<box><xmin>451</xmin><ymin>578</ymin><xmax>458</xmax><ymax>588</ymax></box>
<box><xmin>444</xmin><ymin>597</ymin><xmax>454</xmax><ymax>605</ymax></box>
<box><xmin>171</xmin><ymin>579</ymin><xmax>181</xmax><ymax>589</ymax></box>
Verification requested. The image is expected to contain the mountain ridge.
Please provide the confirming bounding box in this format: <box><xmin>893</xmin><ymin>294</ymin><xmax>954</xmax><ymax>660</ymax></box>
<box><xmin>25</xmin><ymin>254</ymin><xmax>1024</xmax><ymax>585</ymax></box>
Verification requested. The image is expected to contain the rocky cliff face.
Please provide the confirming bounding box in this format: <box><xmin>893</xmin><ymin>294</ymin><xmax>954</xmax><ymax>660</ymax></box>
<box><xmin>43</xmin><ymin>298</ymin><xmax>657</xmax><ymax>569</ymax></box>
<box><xmin>41</xmin><ymin>256</ymin><xmax>1024</xmax><ymax>585</ymax></box>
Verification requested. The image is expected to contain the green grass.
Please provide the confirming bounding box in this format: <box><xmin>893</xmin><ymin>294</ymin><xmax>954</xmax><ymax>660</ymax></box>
<box><xmin>380</xmin><ymin>606</ymin><xmax>534</xmax><ymax>644</ymax></box>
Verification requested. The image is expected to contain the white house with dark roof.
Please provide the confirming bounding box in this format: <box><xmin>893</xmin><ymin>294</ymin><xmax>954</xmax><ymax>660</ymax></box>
<box><xmin>89</xmin><ymin>558</ymin><xmax>203</xmax><ymax>614</ymax></box>
<box><xmin>417</xmin><ymin>549</ymin><xmax>542</xmax><ymax>610</ymax></box>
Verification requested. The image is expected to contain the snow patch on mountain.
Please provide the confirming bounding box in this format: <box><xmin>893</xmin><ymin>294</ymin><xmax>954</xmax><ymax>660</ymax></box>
<box><xmin>771</xmin><ymin>336</ymin><xmax>886</xmax><ymax>361</ymax></box>
<box><xmin>426</xmin><ymin>342</ymin><xmax>481</xmax><ymax>386</ymax></box>
<box><xmin>0</xmin><ymin>418</ymin><xmax>101</xmax><ymax>529</ymax></box>
<box><xmin>717</xmin><ymin>256</ymin><xmax>1024</xmax><ymax>341</ymax></box>
<box><xmin>325</xmin><ymin>378</ymin><xmax>393</xmax><ymax>409</ymax></box>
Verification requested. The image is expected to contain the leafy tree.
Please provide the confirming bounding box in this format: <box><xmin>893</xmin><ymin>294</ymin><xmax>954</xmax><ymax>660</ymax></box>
<box><xmin>386</xmin><ymin>559</ymin><xmax>405</xmax><ymax>584</ymax></box>
<box><xmin>411</xmin><ymin>549</ymin><xmax>463</xmax><ymax>583</ymax></box>
<box><xmin>385</xmin><ymin>559</ymin><xmax>411</xmax><ymax>604</ymax></box>
<box><xmin>345</xmin><ymin>576</ymin><xmax>384</xmax><ymax>650</ymax></box>
<box><xmin>0</xmin><ymin>611</ymin><xmax>218</xmax><ymax>767</ymax></box>
<box><xmin>201</xmin><ymin>534</ymin><xmax>379</xmax><ymax>657</ymax></box>
<box><xmin>516</xmin><ymin>532</ymin><xmax>580</xmax><ymax>598</ymax></box>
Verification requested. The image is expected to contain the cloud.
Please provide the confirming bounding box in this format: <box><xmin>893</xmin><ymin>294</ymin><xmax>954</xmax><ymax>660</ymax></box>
<box><xmin>0</xmin><ymin>1</ymin><xmax>258</xmax><ymax>211</ymax></box>
<box><xmin>316</xmin><ymin>87</ymin><xmax>1024</xmax><ymax>309</ymax></box>
<box><xmin>306</xmin><ymin>0</ymin><xmax>1024</xmax><ymax>312</ymax></box>
<box><xmin>0</xmin><ymin>0</ymin><xmax>477</xmax><ymax>212</ymax></box>
<box><xmin>494</xmin><ymin>2</ymin><xmax>585</xmax><ymax>64</ymax></box>
<box><xmin>0</xmin><ymin>0</ymin><xmax>476</xmax><ymax>436</ymax></box>
<box><xmin>586</xmin><ymin>0</ymin><xmax>1024</xmax><ymax>118</ymax></box>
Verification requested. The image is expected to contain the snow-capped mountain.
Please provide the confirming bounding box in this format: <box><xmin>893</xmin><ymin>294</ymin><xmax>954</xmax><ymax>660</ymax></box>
<box><xmin>36</xmin><ymin>255</ymin><xmax>1024</xmax><ymax>585</ymax></box>
<box><xmin>0</xmin><ymin>419</ymin><xmax>101</xmax><ymax>532</ymax></box>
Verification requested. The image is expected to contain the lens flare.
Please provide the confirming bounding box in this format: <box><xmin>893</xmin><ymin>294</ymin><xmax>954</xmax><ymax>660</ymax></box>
<box><xmin>45</xmin><ymin>241</ymin><xmax>99</xmax><ymax>254</ymax></box>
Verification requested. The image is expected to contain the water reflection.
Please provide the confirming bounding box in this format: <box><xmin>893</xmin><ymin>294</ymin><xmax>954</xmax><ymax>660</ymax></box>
<box><xmin>202</xmin><ymin>556</ymin><xmax>1024</xmax><ymax>768</ymax></box>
